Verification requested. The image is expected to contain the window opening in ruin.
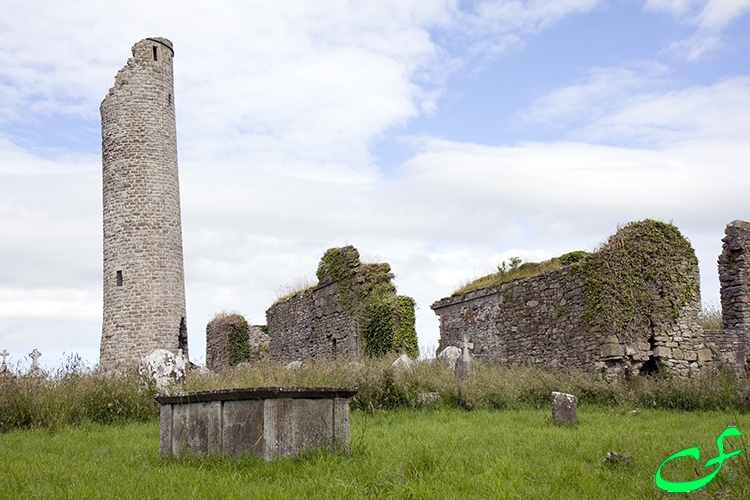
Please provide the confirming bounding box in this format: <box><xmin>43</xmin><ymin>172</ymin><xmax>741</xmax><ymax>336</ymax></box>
<box><xmin>641</xmin><ymin>334</ymin><xmax>660</xmax><ymax>376</ymax></box>
<box><xmin>178</xmin><ymin>317</ymin><xmax>188</xmax><ymax>353</ymax></box>
<box><xmin>168</xmin><ymin>94</ymin><xmax>172</xmax><ymax>106</ymax></box>
<box><xmin>332</xmin><ymin>338</ymin><xmax>337</xmax><ymax>359</ymax></box>
<box><xmin>116</xmin><ymin>270</ymin><xmax>123</xmax><ymax>287</ymax></box>
<box><xmin>152</xmin><ymin>46</ymin><xmax>158</xmax><ymax>61</ymax></box>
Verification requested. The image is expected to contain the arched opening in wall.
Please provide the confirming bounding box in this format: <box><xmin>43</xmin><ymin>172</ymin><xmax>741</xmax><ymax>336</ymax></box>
<box><xmin>178</xmin><ymin>317</ymin><xmax>188</xmax><ymax>354</ymax></box>
<box><xmin>152</xmin><ymin>46</ymin><xmax>158</xmax><ymax>61</ymax></box>
<box><xmin>640</xmin><ymin>334</ymin><xmax>660</xmax><ymax>376</ymax></box>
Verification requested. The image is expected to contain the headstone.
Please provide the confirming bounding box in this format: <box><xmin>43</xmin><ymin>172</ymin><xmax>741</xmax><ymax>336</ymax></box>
<box><xmin>27</xmin><ymin>348</ymin><xmax>44</xmax><ymax>377</ymax></box>
<box><xmin>138</xmin><ymin>349</ymin><xmax>189</xmax><ymax>390</ymax></box>
<box><xmin>454</xmin><ymin>336</ymin><xmax>475</xmax><ymax>381</ymax></box>
<box><xmin>0</xmin><ymin>349</ymin><xmax>12</xmax><ymax>378</ymax></box>
<box><xmin>438</xmin><ymin>346</ymin><xmax>461</xmax><ymax>372</ymax></box>
<box><xmin>392</xmin><ymin>353</ymin><xmax>414</xmax><ymax>370</ymax></box>
<box><xmin>550</xmin><ymin>391</ymin><xmax>578</xmax><ymax>424</ymax></box>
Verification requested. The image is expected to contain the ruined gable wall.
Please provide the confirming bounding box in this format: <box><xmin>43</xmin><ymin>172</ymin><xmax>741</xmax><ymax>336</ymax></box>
<box><xmin>266</xmin><ymin>281</ymin><xmax>360</xmax><ymax>362</ymax></box>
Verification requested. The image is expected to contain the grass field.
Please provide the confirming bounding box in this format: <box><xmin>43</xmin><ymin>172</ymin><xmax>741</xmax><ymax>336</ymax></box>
<box><xmin>1</xmin><ymin>406</ymin><xmax>749</xmax><ymax>499</ymax></box>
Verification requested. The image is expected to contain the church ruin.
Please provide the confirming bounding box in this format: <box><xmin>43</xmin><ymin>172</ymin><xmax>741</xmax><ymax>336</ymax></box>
<box><xmin>100</xmin><ymin>38</ymin><xmax>188</xmax><ymax>367</ymax></box>
<box><xmin>265</xmin><ymin>246</ymin><xmax>418</xmax><ymax>362</ymax></box>
<box><xmin>432</xmin><ymin>220</ymin><xmax>726</xmax><ymax>379</ymax></box>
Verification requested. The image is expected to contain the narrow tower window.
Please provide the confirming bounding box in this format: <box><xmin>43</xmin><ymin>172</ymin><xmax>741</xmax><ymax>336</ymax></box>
<box><xmin>168</xmin><ymin>94</ymin><xmax>172</xmax><ymax>106</ymax></box>
<box><xmin>116</xmin><ymin>270</ymin><xmax>123</xmax><ymax>287</ymax></box>
<box><xmin>178</xmin><ymin>317</ymin><xmax>188</xmax><ymax>354</ymax></box>
<box><xmin>152</xmin><ymin>46</ymin><xmax>158</xmax><ymax>61</ymax></box>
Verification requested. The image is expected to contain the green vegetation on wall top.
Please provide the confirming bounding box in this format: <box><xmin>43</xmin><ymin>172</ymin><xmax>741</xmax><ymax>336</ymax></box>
<box><xmin>453</xmin><ymin>250</ymin><xmax>589</xmax><ymax>295</ymax></box>
<box><xmin>317</xmin><ymin>246</ymin><xmax>419</xmax><ymax>358</ymax></box>
<box><xmin>450</xmin><ymin>219</ymin><xmax>699</xmax><ymax>341</ymax></box>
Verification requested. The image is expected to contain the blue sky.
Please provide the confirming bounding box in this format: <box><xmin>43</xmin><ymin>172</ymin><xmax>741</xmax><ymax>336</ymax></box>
<box><xmin>0</xmin><ymin>0</ymin><xmax>749</xmax><ymax>369</ymax></box>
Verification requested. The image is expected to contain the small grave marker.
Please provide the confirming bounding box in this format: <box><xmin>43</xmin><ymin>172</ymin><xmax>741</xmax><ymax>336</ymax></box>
<box><xmin>550</xmin><ymin>391</ymin><xmax>578</xmax><ymax>424</ymax></box>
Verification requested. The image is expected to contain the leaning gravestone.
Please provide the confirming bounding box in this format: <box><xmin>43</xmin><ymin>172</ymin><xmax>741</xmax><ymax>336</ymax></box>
<box><xmin>438</xmin><ymin>346</ymin><xmax>461</xmax><ymax>372</ymax></box>
<box><xmin>392</xmin><ymin>353</ymin><xmax>415</xmax><ymax>370</ymax></box>
<box><xmin>454</xmin><ymin>336</ymin><xmax>476</xmax><ymax>381</ymax></box>
<box><xmin>550</xmin><ymin>391</ymin><xmax>578</xmax><ymax>424</ymax></box>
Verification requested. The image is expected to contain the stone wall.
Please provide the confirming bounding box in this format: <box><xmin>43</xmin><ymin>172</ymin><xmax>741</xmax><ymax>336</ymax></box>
<box><xmin>206</xmin><ymin>313</ymin><xmax>269</xmax><ymax>370</ymax></box>
<box><xmin>432</xmin><ymin>221</ymin><xmax>714</xmax><ymax>379</ymax></box>
<box><xmin>267</xmin><ymin>281</ymin><xmax>361</xmax><ymax>362</ymax></box>
<box><xmin>691</xmin><ymin>220</ymin><xmax>750</xmax><ymax>370</ymax></box>
<box><xmin>716</xmin><ymin>220</ymin><xmax>750</xmax><ymax>368</ymax></box>
<box><xmin>266</xmin><ymin>246</ymin><xmax>418</xmax><ymax>362</ymax></box>
<box><xmin>100</xmin><ymin>37</ymin><xmax>188</xmax><ymax>367</ymax></box>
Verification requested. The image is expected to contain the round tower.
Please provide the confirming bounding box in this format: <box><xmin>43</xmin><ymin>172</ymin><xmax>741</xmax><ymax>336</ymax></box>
<box><xmin>100</xmin><ymin>37</ymin><xmax>188</xmax><ymax>367</ymax></box>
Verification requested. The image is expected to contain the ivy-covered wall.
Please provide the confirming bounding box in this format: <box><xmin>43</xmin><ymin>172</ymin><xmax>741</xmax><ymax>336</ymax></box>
<box><xmin>205</xmin><ymin>312</ymin><xmax>268</xmax><ymax>370</ymax></box>
<box><xmin>432</xmin><ymin>220</ymin><xmax>715</xmax><ymax>379</ymax></box>
<box><xmin>267</xmin><ymin>246</ymin><xmax>419</xmax><ymax>362</ymax></box>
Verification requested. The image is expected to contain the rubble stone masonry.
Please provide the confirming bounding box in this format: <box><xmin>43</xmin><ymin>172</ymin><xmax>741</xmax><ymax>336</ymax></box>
<box><xmin>100</xmin><ymin>38</ymin><xmax>188</xmax><ymax>367</ymax></box>
<box><xmin>432</xmin><ymin>222</ymin><xmax>714</xmax><ymax>379</ymax></box>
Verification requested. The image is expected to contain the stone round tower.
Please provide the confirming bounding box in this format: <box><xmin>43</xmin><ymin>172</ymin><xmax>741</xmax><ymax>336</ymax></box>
<box><xmin>100</xmin><ymin>37</ymin><xmax>188</xmax><ymax>367</ymax></box>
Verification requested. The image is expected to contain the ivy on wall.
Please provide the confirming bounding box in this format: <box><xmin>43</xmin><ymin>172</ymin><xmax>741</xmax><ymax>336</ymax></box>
<box><xmin>316</xmin><ymin>246</ymin><xmax>419</xmax><ymax>358</ymax></box>
<box><xmin>577</xmin><ymin>219</ymin><xmax>699</xmax><ymax>338</ymax></box>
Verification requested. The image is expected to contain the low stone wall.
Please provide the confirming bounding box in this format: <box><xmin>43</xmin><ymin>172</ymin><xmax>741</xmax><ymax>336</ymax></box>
<box><xmin>703</xmin><ymin>329</ymin><xmax>747</xmax><ymax>367</ymax></box>
<box><xmin>267</xmin><ymin>281</ymin><xmax>361</xmax><ymax>362</ymax></box>
<box><xmin>155</xmin><ymin>387</ymin><xmax>356</xmax><ymax>460</ymax></box>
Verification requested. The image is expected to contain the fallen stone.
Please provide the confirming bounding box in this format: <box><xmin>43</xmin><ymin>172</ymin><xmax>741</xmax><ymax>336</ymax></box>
<box><xmin>138</xmin><ymin>349</ymin><xmax>188</xmax><ymax>390</ymax></box>
<box><xmin>392</xmin><ymin>353</ymin><xmax>414</xmax><ymax>370</ymax></box>
<box><xmin>285</xmin><ymin>360</ymin><xmax>303</xmax><ymax>370</ymax></box>
<box><xmin>417</xmin><ymin>392</ymin><xmax>441</xmax><ymax>405</ymax></box>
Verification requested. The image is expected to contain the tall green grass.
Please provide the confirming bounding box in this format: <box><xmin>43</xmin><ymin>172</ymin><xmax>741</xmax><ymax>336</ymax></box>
<box><xmin>2</xmin><ymin>355</ymin><xmax>749</xmax><ymax>433</ymax></box>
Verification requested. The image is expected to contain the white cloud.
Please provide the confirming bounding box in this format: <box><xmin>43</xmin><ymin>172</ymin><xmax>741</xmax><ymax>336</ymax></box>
<box><xmin>0</xmin><ymin>0</ymin><xmax>746</xmax><ymax>365</ymax></box>
<box><xmin>646</xmin><ymin>0</ymin><xmax>750</xmax><ymax>59</ymax></box>
<box><xmin>519</xmin><ymin>68</ymin><xmax>750</xmax><ymax>146</ymax></box>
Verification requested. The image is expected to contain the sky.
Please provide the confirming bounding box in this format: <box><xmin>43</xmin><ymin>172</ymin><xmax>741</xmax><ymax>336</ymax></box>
<box><xmin>1</xmin><ymin>0</ymin><xmax>749</xmax><ymax>369</ymax></box>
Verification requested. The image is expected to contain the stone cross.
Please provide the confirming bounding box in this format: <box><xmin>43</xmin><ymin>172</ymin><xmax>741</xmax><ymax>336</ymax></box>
<box><xmin>29</xmin><ymin>348</ymin><xmax>41</xmax><ymax>369</ymax></box>
<box><xmin>454</xmin><ymin>335</ymin><xmax>476</xmax><ymax>381</ymax></box>
<box><xmin>1</xmin><ymin>349</ymin><xmax>8</xmax><ymax>365</ymax></box>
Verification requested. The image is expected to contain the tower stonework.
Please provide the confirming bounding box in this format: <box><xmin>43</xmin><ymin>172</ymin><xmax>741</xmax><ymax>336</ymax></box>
<box><xmin>100</xmin><ymin>37</ymin><xmax>188</xmax><ymax>367</ymax></box>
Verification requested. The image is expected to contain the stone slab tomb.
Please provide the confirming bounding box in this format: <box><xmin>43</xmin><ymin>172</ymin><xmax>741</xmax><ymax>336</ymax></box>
<box><xmin>155</xmin><ymin>387</ymin><xmax>356</xmax><ymax>460</ymax></box>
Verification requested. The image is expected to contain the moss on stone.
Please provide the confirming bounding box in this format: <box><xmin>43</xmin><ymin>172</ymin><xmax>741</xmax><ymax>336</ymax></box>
<box><xmin>317</xmin><ymin>246</ymin><xmax>418</xmax><ymax>358</ymax></box>
<box><xmin>577</xmin><ymin>219</ymin><xmax>699</xmax><ymax>338</ymax></box>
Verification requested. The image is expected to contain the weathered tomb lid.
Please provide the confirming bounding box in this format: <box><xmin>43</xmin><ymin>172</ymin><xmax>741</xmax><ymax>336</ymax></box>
<box><xmin>154</xmin><ymin>386</ymin><xmax>358</xmax><ymax>404</ymax></box>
